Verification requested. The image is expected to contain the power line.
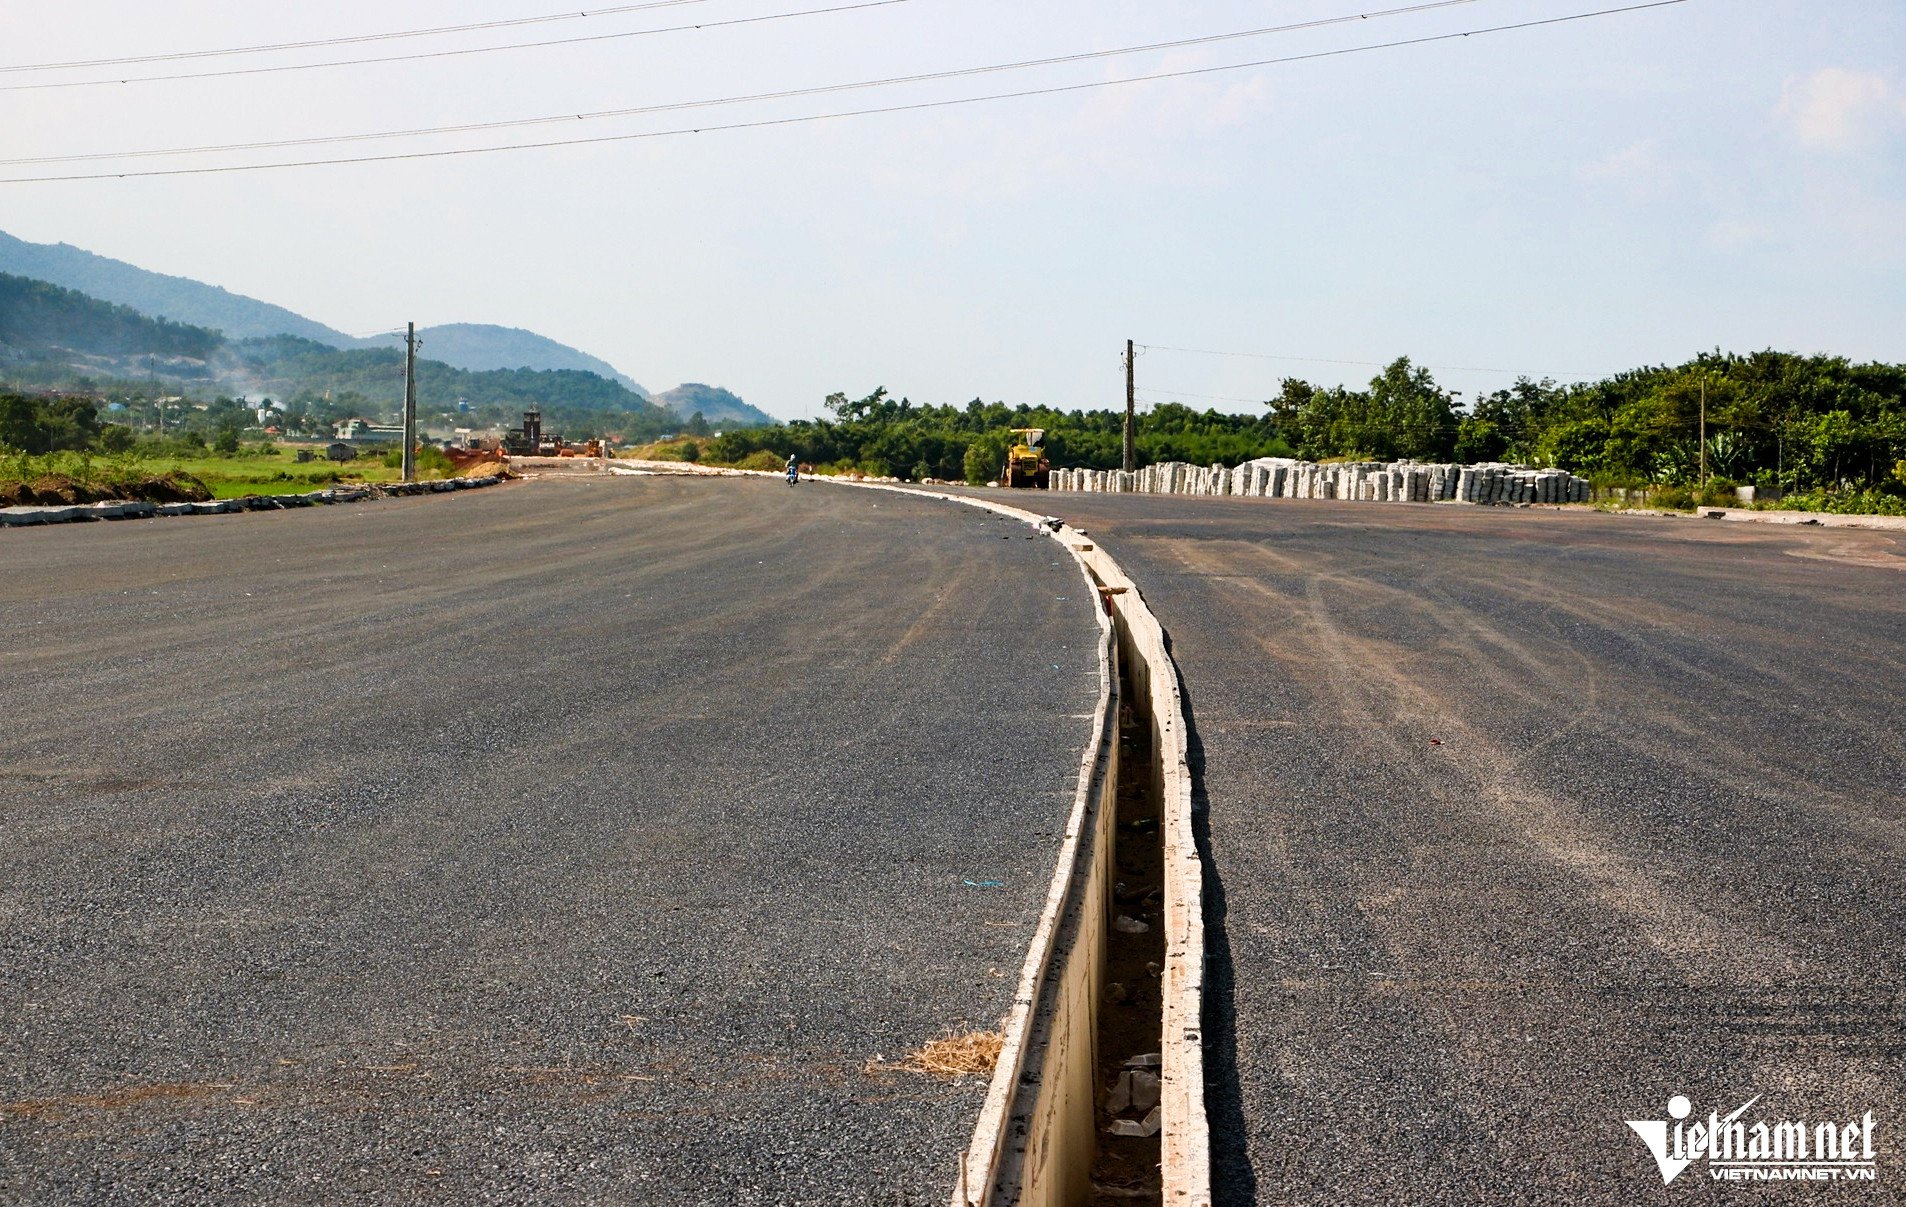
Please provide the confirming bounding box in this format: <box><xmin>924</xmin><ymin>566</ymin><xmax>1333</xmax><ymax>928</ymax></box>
<box><xmin>0</xmin><ymin>1</ymin><xmax>1694</xmax><ymax>184</ymax></box>
<box><xmin>0</xmin><ymin>0</ymin><xmax>707</xmax><ymax>74</ymax></box>
<box><xmin>0</xmin><ymin>0</ymin><xmax>913</xmax><ymax>94</ymax></box>
<box><xmin>0</xmin><ymin>0</ymin><xmax>1482</xmax><ymax>164</ymax></box>
<box><xmin>1136</xmin><ymin>386</ymin><xmax>1273</xmax><ymax>405</ymax></box>
<box><xmin>1138</xmin><ymin>344</ymin><xmax>1603</xmax><ymax>379</ymax></box>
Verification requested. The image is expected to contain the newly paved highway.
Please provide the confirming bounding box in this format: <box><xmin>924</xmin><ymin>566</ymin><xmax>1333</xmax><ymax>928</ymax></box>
<box><xmin>1023</xmin><ymin>494</ymin><xmax>1906</xmax><ymax>1205</ymax></box>
<box><xmin>0</xmin><ymin>475</ymin><xmax>1101</xmax><ymax>1205</ymax></box>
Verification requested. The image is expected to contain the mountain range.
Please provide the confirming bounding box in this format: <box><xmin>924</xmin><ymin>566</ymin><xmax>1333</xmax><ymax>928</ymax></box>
<box><xmin>0</xmin><ymin>272</ymin><xmax>670</xmax><ymax>436</ymax></box>
<box><xmin>0</xmin><ymin>229</ymin><xmax>772</xmax><ymax>426</ymax></box>
<box><xmin>357</xmin><ymin>324</ymin><xmax>647</xmax><ymax>396</ymax></box>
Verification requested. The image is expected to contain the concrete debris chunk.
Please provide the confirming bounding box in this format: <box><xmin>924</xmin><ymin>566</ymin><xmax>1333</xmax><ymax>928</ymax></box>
<box><xmin>1112</xmin><ymin>915</ymin><xmax>1150</xmax><ymax>934</ymax></box>
<box><xmin>1107</xmin><ymin>1107</ymin><xmax>1163</xmax><ymax>1138</ymax></box>
<box><xmin>1130</xmin><ymin>1070</ymin><xmax>1161</xmax><ymax>1111</ymax></box>
<box><xmin>1107</xmin><ymin>1070</ymin><xmax>1132</xmax><ymax>1113</ymax></box>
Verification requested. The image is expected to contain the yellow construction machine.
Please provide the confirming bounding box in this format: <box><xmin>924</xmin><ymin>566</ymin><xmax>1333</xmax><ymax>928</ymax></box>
<box><xmin>1000</xmin><ymin>428</ymin><xmax>1050</xmax><ymax>489</ymax></box>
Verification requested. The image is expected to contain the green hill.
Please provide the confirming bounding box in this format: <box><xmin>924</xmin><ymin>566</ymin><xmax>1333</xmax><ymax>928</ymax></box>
<box><xmin>228</xmin><ymin>334</ymin><xmax>662</xmax><ymax>419</ymax></box>
<box><xmin>0</xmin><ymin>272</ymin><xmax>222</xmax><ymax>359</ymax></box>
<box><xmin>0</xmin><ymin>230</ymin><xmax>355</xmax><ymax>344</ymax></box>
<box><xmin>650</xmin><ymin>382</ymin><xmax>775</xmax><ymax>427</ymax></box>
<box><xmin>0</xmin><ymin>234</ymin><xmax>759</xmax><ymax>434</ymax></box>
<box><xmin>0</xmin><ymin>232</ymin><xmax>663</xmax><ymax>395</ymax></box>
<box><xmin>0</xmin><ymin>274</ymin><xmax>673</xmax><ymax>439</ymax></box>
<box><xmin>358</xmin><ymin>323</ymin><xmax>649</xmax><ymax>395</ymax></box>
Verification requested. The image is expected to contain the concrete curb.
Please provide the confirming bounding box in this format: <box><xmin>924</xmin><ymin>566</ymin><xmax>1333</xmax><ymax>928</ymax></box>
<box><xmin>0</xmin><ymin>475</ymin><xmax>506</xmax><ymax>530</ymax></box>
<box><xmin>809</xmin><ymin>477</ymin><xmax>1211</xmax><ymax>1207</ymax></box>
<box><xmin>1067</xmin><ymin>534</ymin><xmax>1211</xmax><ymax>1207</ymax></box>
<box><xmin>1694</xmin><ymin>506</ymin><xmax>1906</xmax><ymax>532</ymax></box>
<box><xmin>953</xmin><ymin>522</ymin><xmax>1117</xmax><ymax>1207</ymax></box>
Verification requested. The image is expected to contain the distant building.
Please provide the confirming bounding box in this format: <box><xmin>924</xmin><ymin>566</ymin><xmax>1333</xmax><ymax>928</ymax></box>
<box><xmin>333</xmin><ymin>418</ymin><xmax>405</xmax><ymax>441</ymax></box>
<box><xmin>500</xmin><ymin>406</ymin><xmax>563</xmax><ymax>455</ymax></box>
<box><xmin>324</xmin><ymin>441</ymin><xmax>357</xmax><ymax>463</ymax></box>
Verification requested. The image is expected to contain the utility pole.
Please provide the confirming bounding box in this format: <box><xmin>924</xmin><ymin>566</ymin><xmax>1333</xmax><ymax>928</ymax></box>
<box><xmin>402</xmin><ymin>321</ymin><xmax>418</xmax><ymax>482</ymax></box>
<box><xmin>1698</xmin><ymin>372</ymin><xmax>1708</xmax><ymax>490</ymax></box>
<box><xmin>1123</xmin><ymin>338</ymin><xmax>1136</xmax><ymax>473</ymax></box>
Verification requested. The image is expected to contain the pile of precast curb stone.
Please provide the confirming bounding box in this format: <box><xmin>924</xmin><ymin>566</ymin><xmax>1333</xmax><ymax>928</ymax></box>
<box><xmin>1049</xmin><ymin>458</ymin><xmax>1590</xmax><ymax>504</ymax></box>
<box><xmin>0</xmin><ymin>475</ymin><xmax>506</xmax><ymax>529</ymax></box>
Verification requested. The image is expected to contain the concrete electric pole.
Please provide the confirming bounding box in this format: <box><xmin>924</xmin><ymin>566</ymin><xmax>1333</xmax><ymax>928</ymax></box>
<box><xmin>403</xmin><ymin>322</ymin><xmax>418</xmax><ymax>483</ymax></box>
<box><xmin>1123</xmin><ymin>338</ymin><xmax>1136</xmax><ymax>473</ymax></box>
<box><xmin>1698</xmin><ymin>371</ymin><xmax>1708</xmax><ymax>490</ymax></box>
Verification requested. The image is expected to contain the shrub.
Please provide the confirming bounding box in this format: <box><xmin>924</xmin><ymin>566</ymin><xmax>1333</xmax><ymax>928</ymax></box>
<box><xmin>1695</xmin><ymin>479</ymin><xmax>1738</xmax><ymax>508</ymax></box>
<box><xmin>415</xmin><ymin>445</ymin><xmax>455</xmax><ymax>477</ymax></box>
<box><xmin>1785</xmin><ymin>488</ymin><xmax>1906</xmax><ymax>516</ymax></box>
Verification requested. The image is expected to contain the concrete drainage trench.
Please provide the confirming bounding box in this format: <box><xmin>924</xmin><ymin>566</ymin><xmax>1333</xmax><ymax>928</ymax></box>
<box><xmin>1088</xmin><ymin>667</ymin><xmax>1168</xmax><ymax>1204</ymax></box>
<box><xmin>909</xmin><ymin>492</ymin><xmax>1208</xmax><ymax>1207</ymax></box>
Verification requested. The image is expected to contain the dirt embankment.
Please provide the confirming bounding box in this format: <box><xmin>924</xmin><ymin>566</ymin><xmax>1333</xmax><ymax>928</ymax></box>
<box><xmin>0</xmin><ymin>471</ymin><xmax>212</xmax><ymax>507</ymax></box>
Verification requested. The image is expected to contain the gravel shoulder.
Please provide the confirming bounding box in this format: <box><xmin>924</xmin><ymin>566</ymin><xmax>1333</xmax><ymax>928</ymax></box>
<box><xmin>0</xmin><ymin>476</ymin><xmax>1101</xmax><ymax>1205</ymax></box>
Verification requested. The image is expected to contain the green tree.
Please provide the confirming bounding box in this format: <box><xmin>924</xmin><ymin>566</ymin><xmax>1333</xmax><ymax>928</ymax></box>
<box><xmin>1537</xmin><ymin>418</ymin><xmax>1610</xmax><ymax>473</ymax></box>
<box><xmin>97</xmin><ymin>423</ymin><xmax>136</xmax><ymax>453</ymax></box>
<box><xmin>0</xmin><ymin>394</ymin><xmax>44</xmax><ymax>452</ymax></box>
<box><xmin>1367</xmin><ymin>357</ymin><xmax>1458</xmax><ymax>460</ymax></box>
<box><xmin>1808</xmin><ymin>410</ymin><xmax>1860</xmax><ymax>485</ymax></box>
<box><xmin>964</xmin><ymin>431</ymin><xmax>1011</xmax><ymax>485</ymax></box>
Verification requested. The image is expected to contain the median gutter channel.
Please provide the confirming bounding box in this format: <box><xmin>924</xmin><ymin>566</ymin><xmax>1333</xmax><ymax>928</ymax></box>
<box><xmin>840</xmin><ymin>480</ymin><xmax>1209</xmax><ymax>1207</ymax></box>
<box><xmin>628</xmin><ymin>462</ymin><xmax>1210</xmax><ymax>1205</ymax></box>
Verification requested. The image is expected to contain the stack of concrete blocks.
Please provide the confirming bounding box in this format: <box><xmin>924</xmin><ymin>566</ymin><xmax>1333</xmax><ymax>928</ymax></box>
<box><xmin>1046</xmin><ymin>458</ymin><xmax>1589</xmax><ymax>504</ymax></box>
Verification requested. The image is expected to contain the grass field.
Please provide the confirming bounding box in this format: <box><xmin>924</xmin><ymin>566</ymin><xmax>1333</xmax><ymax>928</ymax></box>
<box><xmin>148</xmin><ymin>448</ymin><xmax>408</xmax><ymax>498</ymax></box>
<box><xmin>0</xmin><ymin>443</ymin><xmax>447</xmax><ymax>505</ymax></box>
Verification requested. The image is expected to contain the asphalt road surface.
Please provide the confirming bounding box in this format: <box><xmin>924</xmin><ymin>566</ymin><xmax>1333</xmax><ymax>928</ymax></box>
<box><xmin>1021</xmin><ymin>493</ymin><xmax>1906</xmax><ymax>1205</ymax></box>
<box><xmin>0</xmin><ymin>475</ymin><xmax>1101</xmax><ymax>1205</ymax></box>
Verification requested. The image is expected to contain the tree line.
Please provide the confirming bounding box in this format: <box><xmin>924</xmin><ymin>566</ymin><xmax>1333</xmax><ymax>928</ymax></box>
<box><xmin>706</xmin><ymin>388</ymin><xmax>1296</xmax><ymax>482</ymax></box>
<box><xmin>11</xmin><ymin>348</ymin><xmax>1905</xmax><ymax>505</ymax></box>
<box><xmin>703</xmin><ymin>351</ymin><xmax>1906</xmax><ymax>500</ymax></box>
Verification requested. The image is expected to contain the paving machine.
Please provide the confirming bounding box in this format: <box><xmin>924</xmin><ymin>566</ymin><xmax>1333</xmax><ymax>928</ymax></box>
<box><xmin>1000</xmin><ymin>428</ymin><xmax>1050</xmax><ymax>489</ymax></box>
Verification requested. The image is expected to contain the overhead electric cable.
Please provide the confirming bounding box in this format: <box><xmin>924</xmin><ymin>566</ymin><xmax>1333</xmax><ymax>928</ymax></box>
<box><xmin>0</xmin><ymin>0</ymin><xmax>1694</xmax><ymax>184</ymax></box>
<box><xmin>1136</xmin><ymin>386</ymin><xmax>1276</xmax><ymax>404</ymax></box>
<box><xmin>0</xmin><ymin>0</ymin><xmax>1483</xmax><ymax>163</ymax></box>
<box><xmin>0</xmin><ymin>0</ymin><xmax>708</xmax><ymax>73</ymax></box>
<box><xmin>1138</xmin><ymin>344</ymin><xmax>1601</xmax><ymax>378</ymax></box>
<box><xmin>0</xmin><ymin>0</ymin><xmax>913</xmax><ymax>92</ymax></box>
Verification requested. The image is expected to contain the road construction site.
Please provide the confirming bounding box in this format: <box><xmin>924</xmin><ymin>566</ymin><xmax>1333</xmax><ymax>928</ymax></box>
<box><xmin>0</xmin><ymin>476</ymin><xmax>1101</xmax><ymax>1205</ymax></box>
<box><xmin>998</xmin><ymin>490</ymin><xmax>1906</xmax><ymax>1205</ymax></box>
<box><xmin>4</xmin><ymin>473</ymin><xmax>1904</xmax><ymax>1205</ymax></box>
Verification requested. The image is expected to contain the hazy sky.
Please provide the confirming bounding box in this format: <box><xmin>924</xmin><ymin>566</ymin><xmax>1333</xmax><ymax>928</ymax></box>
<box><xmin>5</xmin><ymin>0</ymin><xmax>1903</xmax><ymax>419</ymax></box>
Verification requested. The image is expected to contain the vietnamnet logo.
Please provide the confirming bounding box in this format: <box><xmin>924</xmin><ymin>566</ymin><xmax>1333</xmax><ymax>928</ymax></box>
<box><xmin>1627</xmin><ymin>1095</ymin><xmax>1879</xmax><ymax>1184</ymax></box>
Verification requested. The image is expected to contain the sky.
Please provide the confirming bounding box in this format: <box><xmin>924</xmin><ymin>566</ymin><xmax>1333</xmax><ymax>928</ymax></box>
<box><xmin>3</xmin><ymin>0</ymin><xmax>1903</xmax><ymax>420</ymax></box>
